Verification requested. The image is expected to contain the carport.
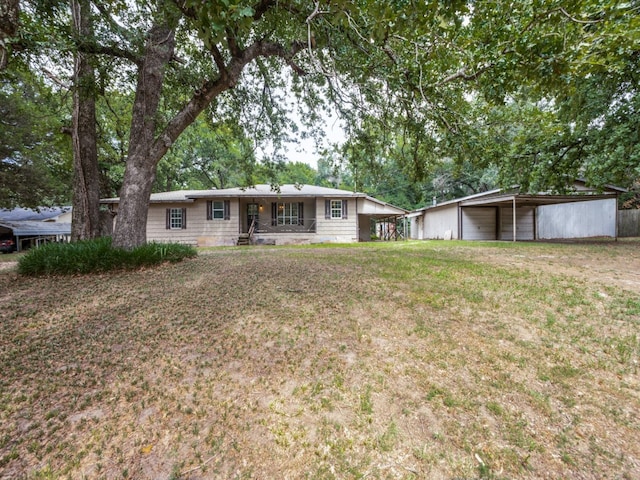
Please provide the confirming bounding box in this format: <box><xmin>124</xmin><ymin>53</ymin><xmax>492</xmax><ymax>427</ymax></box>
<box><xmin>409</xmin><ymin>187</ymin><xmax>621</xmax><ymax>241</ymax></box>
<box><xmin>459</xmin><ymin>193</ymin><xmax>619</xmax><ymax>241</ymax></box>
<box><xmin>0</xmin><ymin>221</ymin><xmax>71</xmax><ymax>252</ymax></box>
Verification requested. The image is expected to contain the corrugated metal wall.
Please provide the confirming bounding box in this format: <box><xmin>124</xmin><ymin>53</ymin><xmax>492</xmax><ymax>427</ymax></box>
<box><xmin>500</xmin><ymin>207</ymin><xmax>535</xmax><ymax>241</ymax></box>
<box><xmin>537</xmin><ymin>198</ymin><xmax>617</xmax><ymax>239</ymax></box>
<box><xmin>461</xmin><ymin>207</ymin><xmax>497</xmax><ymax>240</ymax></box>
<box><xmin>424</xmin><ymin>204</ymin><xmax>459</xmax><ymax>239</ymax></box>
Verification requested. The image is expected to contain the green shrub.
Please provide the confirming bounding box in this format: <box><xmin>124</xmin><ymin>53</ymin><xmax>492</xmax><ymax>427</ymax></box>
<box><xmin>17</xmin><ymin>237</ymin><xmax>197</xmax><ymax>276</ymax></box>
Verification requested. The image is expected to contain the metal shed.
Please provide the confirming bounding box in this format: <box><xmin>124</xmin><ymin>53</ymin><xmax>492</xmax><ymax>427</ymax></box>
<box><xmin>409</xmin><ymin>189</ymin><xmax>620</xmax><ymax>241</ymax></box>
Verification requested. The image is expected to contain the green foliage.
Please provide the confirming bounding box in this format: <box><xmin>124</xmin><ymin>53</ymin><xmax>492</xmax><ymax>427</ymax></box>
<box><xmin>154</xmin><ymin>117</ymin><xmax>257</xmax><ymax>191</ymax></box>
<box><xmin>17</xmin><ymin>237</ymin><xmax>197</xmax><ymax>276</ymax></box>
<box><xmin>0</xmin><ymin>69</ymin><xmax>72</xmax><ymax>208</ymax></box>
<box><xmin>6</xmin><ymin>0</ymin><xmax>640</xmax><ymax>216</ymax></box>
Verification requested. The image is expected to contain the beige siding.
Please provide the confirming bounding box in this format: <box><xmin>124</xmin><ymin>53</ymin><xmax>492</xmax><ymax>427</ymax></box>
<box><xmin>314</xmin><ymin>198</ymin><xmax>359</xmax><ymax>242</ymax></box>
<box><xmin>116</xmin><ymin>195</ymin><xmax>371</xmax><ymax>246</ymax></box>
<box><xmin>461</xmin><ymin>207</ymin><xmax>497</xmax><ymax>240</ymax></box>
<box><xmin>147</xmin><ymin>199</ymin><xmax>241</xmax><ymax>246</ymax></box>
<box><xmin>500</xmin><ymin>207</ymin><xmax>535</xmax><ymax>241</ymax></box>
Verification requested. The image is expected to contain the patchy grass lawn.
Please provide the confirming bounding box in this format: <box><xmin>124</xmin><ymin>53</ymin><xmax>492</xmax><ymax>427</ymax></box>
<box><xmin>1</xmin><ymin>240</ymin><xmax>639</xmax><ymax>479</ymax></box>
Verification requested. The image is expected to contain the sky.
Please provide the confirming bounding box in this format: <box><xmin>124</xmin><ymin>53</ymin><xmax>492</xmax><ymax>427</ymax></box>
<box><xmin>283</xmin><ymin>114</ymin><xmax>346</xmax><ymax>168</ymax></box>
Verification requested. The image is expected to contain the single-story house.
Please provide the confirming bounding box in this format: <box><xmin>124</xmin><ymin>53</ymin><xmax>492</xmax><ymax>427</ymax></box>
<box><xmin>101</xmin><ymin>184</ymin><xmax>407</xmax><ymax>246</ymax></box>
<box><xmin>408</xmin><ymin>183</ymin><xmax>624</xmax><ymax>241</ymax></box>
<box><xmin>0</xmin><ymin>207</ymin><xmax>72</xmax><ymax>251</ymax></box>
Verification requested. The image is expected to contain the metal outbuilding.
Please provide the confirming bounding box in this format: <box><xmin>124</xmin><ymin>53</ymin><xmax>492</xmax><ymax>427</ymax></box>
<box><xmin>408</xmin><ymin>184</ymin><xmax>623</xmax><ymax>242</ymax></box>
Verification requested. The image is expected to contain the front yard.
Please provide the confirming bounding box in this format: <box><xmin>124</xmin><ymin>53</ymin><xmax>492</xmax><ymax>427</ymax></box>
<box><xmin>1</xmin><ymin>240</ymin><xmax>639</xmax><ymax>479</ymax></box>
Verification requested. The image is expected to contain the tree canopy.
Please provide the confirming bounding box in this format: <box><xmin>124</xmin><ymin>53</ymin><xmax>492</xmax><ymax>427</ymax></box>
<box><xmin>2</xmin><ymin>0</ymin><xmax>639</xmax><ymax>246</ymax></box>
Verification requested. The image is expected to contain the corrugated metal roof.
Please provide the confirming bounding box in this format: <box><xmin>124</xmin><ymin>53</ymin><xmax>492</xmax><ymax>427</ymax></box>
<box><xmin>0</xmin><ymin>221</ymin><xmax>71</xmax><ymax>236</ymax></box>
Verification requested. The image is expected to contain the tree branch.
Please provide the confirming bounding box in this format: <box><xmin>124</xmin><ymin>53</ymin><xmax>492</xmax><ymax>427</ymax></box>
<box><xmin>78</xmin><ymin>41</ymin><xmax>142</xmax><ymax>66</ymax></box>
<box><xmin>151</xmin><ymin>38</ymin><xmax>308</xmax><ymax>163</ymax></box>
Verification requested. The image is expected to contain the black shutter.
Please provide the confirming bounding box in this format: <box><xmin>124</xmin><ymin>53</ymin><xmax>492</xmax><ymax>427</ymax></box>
<box><xmin>272</xmin><ymin>202</ymin><xmax>277</xmax><ymax>226</ymax></box>
<box><xmin>166</xmin><ymin>209</ymin><xmax>170</xmax><ymax>229</ymax></box>
<box><xmin>224</xmin><ymin>200</ymin><xmax>230</xmax><ymax>220</ymax></box>
<box><xmin>298</xmin><ymin>202</ymin><xmax>304</xmax><ymax>226</ymax></box>
<box><xmin>206</xmin><ymin>201</ymin><xmax>212</xmax><ymax>220</ymax></box>
<box><xmin>342</xmin><ymin>200</ymin><xmax>348</xmax><ymax>219</ymax></box>
<box><xmin>182</xmin><ymin>208</ymin><xmax>187</xmax><ymax>229</ymax></box>
<box><xmin>325</xmin><ymin>200</ymin><xmax>330</xmax><ymax>219</ymax></box>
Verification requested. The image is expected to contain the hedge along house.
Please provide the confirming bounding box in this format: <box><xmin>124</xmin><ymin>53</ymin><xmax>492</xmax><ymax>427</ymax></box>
<box><xmin>101</xmin><ymin>184</ymin><xmax>407</xmax><ymax>246</ymax></box>
<box><xmin>407</xmin><ymin>182</ymin><xmax>624</xmax><ymax>242</ymax></box>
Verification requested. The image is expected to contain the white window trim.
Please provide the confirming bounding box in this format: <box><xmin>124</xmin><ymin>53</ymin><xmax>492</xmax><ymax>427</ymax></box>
<box><xmin>330</xmin><ymin>200</ymin><xmax>343</xmax><ymax>219</ymax></box>
<box><xmin>212</xmin><ymin>201</ymin><xmax>225</xmax><ymax>219</ymax></box>
<box><xmin>169</xmin><ymin>208</ymin><xmax>183</xmax><ymax>229</ymax></box>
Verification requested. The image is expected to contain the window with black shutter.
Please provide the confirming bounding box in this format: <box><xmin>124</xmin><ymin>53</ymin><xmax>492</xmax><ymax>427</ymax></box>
<box><xmin>207</xmin><ymin>200</ymin><xmax>230</xmax><ymax>220</ymax></box>
<box><xmin>166</xmin><ymin>208</ymin><xmax>185</xmax><ymax>229</ymax></box>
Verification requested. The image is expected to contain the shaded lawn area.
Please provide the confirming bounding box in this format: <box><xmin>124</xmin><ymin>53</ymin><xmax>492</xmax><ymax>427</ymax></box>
<box><xmin>0</xmin><ymin>241</ymin><xmax>639</xmax><ymax>479</ymax></box>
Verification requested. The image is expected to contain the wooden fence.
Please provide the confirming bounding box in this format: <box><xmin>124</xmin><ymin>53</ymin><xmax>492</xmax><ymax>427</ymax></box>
<box><xmin>618</xmin><ymin>209</ymin><xmax>640</xmax><ymax>237</ymax></box>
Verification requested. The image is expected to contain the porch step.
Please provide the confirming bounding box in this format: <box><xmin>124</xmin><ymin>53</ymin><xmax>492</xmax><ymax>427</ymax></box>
<box><xmin>237</xmin><ymin>234</ymin><xmax>251</xmax><ymax>246</ymax></box>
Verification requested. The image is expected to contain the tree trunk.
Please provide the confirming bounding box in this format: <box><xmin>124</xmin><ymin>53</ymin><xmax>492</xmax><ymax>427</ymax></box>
<box><xmin>0</xmin><ymin>0</ymin><xmax>19</xmax><ymax>69</ymax></box>
<box><xmin>110</xmin><ymin>33</ymin><xmax>303</xmax><ymax>249</ymax></box>
<box><xmin>111</xmin><ymin>25</ymin><xmax>175</xmax><ymax>250</ymax></box>
<box><xmin>70</xmin><ymin>0</ymin><xmax>101</xmax><ymax>241</ymax></box>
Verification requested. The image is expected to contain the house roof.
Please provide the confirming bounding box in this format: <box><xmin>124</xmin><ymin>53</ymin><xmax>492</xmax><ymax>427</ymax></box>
<box><xmin>0</xmin><ymin>206</ymin><xmax>71</xmax><ymax>222</ymax></box>
<box><xmin>185</xmin><ymin>184</ymin><xmax>364</xmax><ymax>199</ymax></box>
<box><xmin>0</xmin><ymin>221</ymin><xmax>71</xmax><ymax>237</ymax></box>
<box><xmin>101</xmin><ymin>185</ymin><xmax>407</xmax><ymax>215</ymax></box>
<box><xmin>100</xmin><ymin>190</ymin><xmax>204</xmax><ymax>204</ymax></box>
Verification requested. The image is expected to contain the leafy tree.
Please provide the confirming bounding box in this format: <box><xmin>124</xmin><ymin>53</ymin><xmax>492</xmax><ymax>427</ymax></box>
<box><xmin>70</xmin><ymin>0</ymin><xmax>101</xmax><ymax>241</ymax></box>
<box><xmin>0</xmin><ymin>69</ymin><xmax>72</xmax><ymax>208</ymax></box>
<box><xmin>155</xmin><ymin>117</ymin><xmax>257</xmax><ymax>191</ymax></box>
<box><xmin>270</xmin><ymin>161</ymin><xmax>318</xmax><ymax>186</ymax></box>
<box><xmin>0</xmin><ymin>0</ymin><xmax>19</xmax><ymax>69</ymax></box>
<box><xmin>7</xmin><ymin>0</ymin><xmax>639</xmax><ymax>248</ymax></box>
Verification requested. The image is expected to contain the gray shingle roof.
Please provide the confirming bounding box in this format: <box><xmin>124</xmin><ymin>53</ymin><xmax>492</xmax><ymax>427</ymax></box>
<box><xmin>186</xmin><ymin>184</ymin><xmax>363</xmax><ymax>198</ymax></box>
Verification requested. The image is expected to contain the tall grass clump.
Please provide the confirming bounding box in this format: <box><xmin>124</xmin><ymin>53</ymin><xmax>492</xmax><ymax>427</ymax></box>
<box><xmin>17</xmin><ymin>237</ymin><xmax>197</xmax><ymax>276</ymax></box>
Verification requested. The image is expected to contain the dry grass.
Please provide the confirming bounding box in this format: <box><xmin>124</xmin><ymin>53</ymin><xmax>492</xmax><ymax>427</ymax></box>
<box><xmin>1</xmin><ymin>240</ymin><xmax>639</xmax><ymax>479</ymax></box>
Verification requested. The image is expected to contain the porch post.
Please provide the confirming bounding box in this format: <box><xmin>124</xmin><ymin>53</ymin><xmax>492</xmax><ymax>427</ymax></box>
<box><xmin>512</xmin><ymin>197</ymin><xmax>517</xmax><ymax>242</ymax></box>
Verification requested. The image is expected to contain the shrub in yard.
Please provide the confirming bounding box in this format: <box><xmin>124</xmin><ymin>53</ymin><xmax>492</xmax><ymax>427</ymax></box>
<box><xmin>17</xmin><ymin>237</ymin><xmax>197</xmax><ymax>276</ymax></box>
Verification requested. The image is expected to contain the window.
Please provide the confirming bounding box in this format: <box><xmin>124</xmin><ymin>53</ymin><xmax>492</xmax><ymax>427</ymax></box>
<box><xmin>271</xmin><ymin>202</ymin><xmax>304</xmax><ymax>226</ymax></box>
<box><xmin>277</xmin><ymin>202</ymin><xmax>299</xmax><ymax>225</ymax></box>
<box><xmin>325</xmin><ymin>199</ymin><xmax>348</xmax><ymax>220</ymax></box>
<box><xmin>166</xmin><ymin>208</ymin><xmax>187</xmax><ymax>230</ymax></box>
<box><xmin>207</xmin><ymin>200</ymin><xmax>231</xmax><ymax>220</ymax></box>
<box><xmin>211</xmin><ymin>201</ymin><xmax>224</xmax><ymax>219</ymax></box>
<box><xmin>330</xmin><ymin>200</ymin><xmax>342</xmax><ymax>219</ymax></box>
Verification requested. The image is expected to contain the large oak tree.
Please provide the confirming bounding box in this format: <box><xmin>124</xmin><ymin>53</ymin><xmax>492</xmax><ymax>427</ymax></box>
<box><xmin>8</xmin><ymin>0</ymin><xmax>640</xmax><ymax>247</ymax></box>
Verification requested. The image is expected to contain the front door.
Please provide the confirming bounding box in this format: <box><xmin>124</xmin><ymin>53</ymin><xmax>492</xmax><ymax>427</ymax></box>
<box><xmin>247</xmin><ymin>203</ymin><xmax>259</xmax><ymax>231</ymax></box>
